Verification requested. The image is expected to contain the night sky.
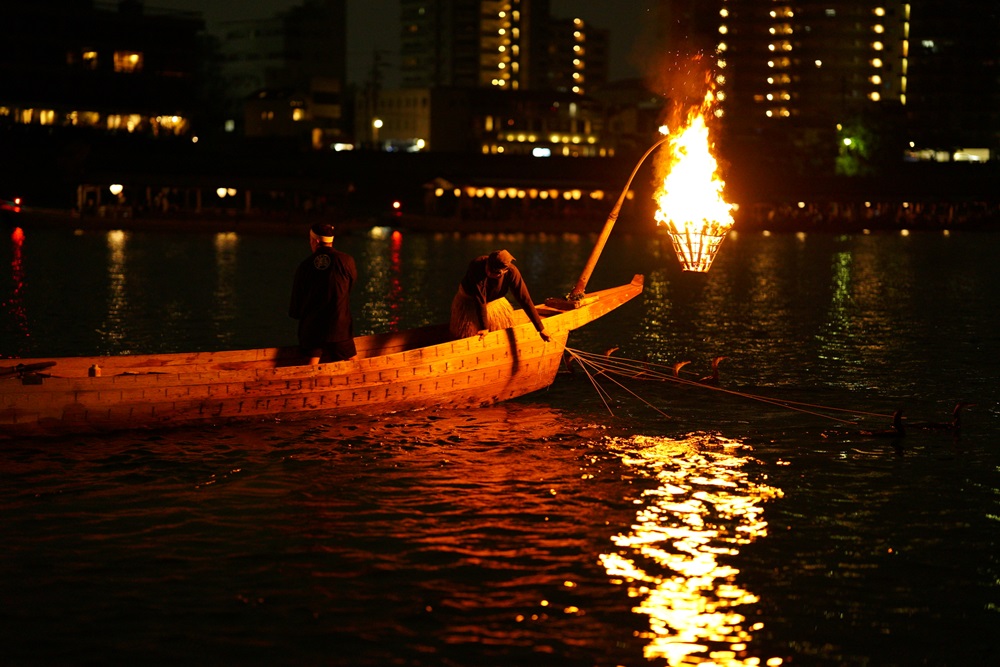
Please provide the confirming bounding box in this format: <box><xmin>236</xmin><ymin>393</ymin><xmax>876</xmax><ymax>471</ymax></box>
<box><xmin>149</xmin><ymin>0</ymin><xmax>657</xmax><ymax>85</ymax></box>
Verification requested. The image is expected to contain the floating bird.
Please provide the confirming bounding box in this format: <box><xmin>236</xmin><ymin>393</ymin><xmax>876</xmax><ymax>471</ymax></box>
<box><xmin>672</xmin><ymin>360</ymin><xmax>691</xmax><ymax>377</ymax></box>
<box><xmin>859</xmin><ymin>410</ymin><xmax>905</xmax><ymax>438</ymax></box>
<box><xmin>910</xmin><ymin>402</ymin><xmax>976</xmax><ymax>431</ymax></box>
<box><xmin>698</xmin><ymin>356</ymin><xmax>727</xmax><ymax>385</ymax></box>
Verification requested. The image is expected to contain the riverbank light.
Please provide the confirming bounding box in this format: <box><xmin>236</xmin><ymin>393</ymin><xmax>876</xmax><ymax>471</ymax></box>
<box><xmin>653</xmin><ymin>89</ymin><xmax>735</xmax><ymax>272</ymax></box>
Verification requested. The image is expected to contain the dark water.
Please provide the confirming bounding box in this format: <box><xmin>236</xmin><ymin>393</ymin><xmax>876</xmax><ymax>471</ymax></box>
<box><xmin>2</xmin><ymin>224</ymin><xmax>999</xmax><ymax>666</ymax></box>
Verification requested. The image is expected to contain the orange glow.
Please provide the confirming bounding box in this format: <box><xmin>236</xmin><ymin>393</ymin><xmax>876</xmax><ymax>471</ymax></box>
<box><xmin>6</xmin><ymin>226</ymin><xmax>30</xmax><ymax>354</ymax></box>
<box><xmin>600</xmin><ymin>433</ymin><xmax>784</xmax><ymax>666</ymax></box>
<box><xmin>653</xmin><ymin>89</ymin><xmax>735</xmax><ymax>272</ymax></box>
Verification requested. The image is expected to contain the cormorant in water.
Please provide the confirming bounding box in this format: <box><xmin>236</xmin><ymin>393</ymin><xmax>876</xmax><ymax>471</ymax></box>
<box><xmin>859</xmin><ymin>410</ymin><xmax>905</xmax><ymax>437</ymax></box>
<box><xmin>698</xmin><ymin>356</ymin><xmax>727</xmax><ymax>385</ymax></box>
<box><xmin>910</xmin><ymin>402</ymin><xmax>975</xmax><ymax>431</ymax></box>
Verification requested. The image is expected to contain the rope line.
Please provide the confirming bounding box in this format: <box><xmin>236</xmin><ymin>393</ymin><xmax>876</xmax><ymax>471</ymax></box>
<box><xmin>565</xmin><ymin>347</ymin><xmax>893</xmax><ymax>424</ymax></box>
<box><xmin>565</xmin><ymin>350</ymin><xmax>673</xmax><ymax>420</ymax></box>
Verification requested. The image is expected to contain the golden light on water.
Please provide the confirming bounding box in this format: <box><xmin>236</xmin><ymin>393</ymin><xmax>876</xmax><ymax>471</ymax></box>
<box><xmin>654</xmin><ymin>90</ymin><xmax>735</xmax><ymax>272</ymax></box>
<box><xmin>600</xmin><ymin>434</ymin><xmax>784</xmax><ymax>666</ymax></box>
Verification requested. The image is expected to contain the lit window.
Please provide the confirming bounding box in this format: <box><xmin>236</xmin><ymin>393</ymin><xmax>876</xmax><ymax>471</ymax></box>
<box><xmin>113</xmin><ymin>51</ymin><xmax>143</xmax><ymax>73</ymax></box>
<box><xmin>83</xmin><ymin>51</ymin><xmax>98</xmax><ymax>69</ymax></box>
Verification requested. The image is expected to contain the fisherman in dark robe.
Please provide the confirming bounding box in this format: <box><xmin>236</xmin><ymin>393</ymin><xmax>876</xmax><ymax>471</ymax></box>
<box><xmin>289</xmin><ymin>223</ymin><xmax>357</xmax><ymax>364</ymax></box>
<box><xmin>449</xmin><ymin>249</ymin><xmax>551</xmax><ymax>342</ymax></box>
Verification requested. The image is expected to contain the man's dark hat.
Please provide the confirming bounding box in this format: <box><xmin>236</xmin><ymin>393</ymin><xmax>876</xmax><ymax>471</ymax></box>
<box><xmin>310</xmin><ymin>223</ymin><xmax>335</xmax><ymax>241</ymax></box>
<box><xmin>488</xmin><ymin>249</ymin><xmax>515</xmax><ymax>271</ymax></box>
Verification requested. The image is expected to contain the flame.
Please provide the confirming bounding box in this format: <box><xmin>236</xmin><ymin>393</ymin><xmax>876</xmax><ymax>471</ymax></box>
<box><xmin>653</xmin><ymin>90</ymin><xmax>735</xmax><ymax>272</ymax></box>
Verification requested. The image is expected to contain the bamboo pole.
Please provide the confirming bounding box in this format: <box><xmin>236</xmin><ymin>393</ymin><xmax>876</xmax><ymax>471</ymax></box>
<box><xmin>567</xmin><ymin>135</ymin><xmax>670</xmax><ymax>301</ymax></box>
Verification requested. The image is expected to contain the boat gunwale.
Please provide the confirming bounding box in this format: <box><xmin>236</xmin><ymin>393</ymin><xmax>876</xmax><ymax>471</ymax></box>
<box><xmin>3</xmin><ymin>276</ymin><xmax>643</xmax><ymax>383</ymax></box>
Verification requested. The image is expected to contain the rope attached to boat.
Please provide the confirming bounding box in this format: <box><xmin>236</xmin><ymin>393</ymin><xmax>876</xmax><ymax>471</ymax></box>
<box><xmin>564</xmin><ymin>347</ymin><xmax>892</xmax><ymax>425</ymax></box>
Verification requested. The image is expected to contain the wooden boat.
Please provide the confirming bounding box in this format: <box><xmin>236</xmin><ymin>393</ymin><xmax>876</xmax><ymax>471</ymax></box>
<box><xmin>0</xmin><ymin>275</ymin><xmax>643</xmax><ymax>438</ymax></box>
<box><xmin>1</xmin><ymin>140</ymin><xmax>675</xmax><ymax>439</ymax></box>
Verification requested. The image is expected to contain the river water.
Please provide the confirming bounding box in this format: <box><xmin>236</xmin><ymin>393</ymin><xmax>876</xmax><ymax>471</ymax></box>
<box><xmin>2</xmin><ymin>223</ymin><xmax>998</xmax><ymax>666</ymax></box>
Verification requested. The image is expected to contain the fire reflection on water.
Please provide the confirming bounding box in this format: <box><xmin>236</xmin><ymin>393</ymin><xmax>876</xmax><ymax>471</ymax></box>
<box><xmin>600</xmin><ymin>433</ymin><xmax>784</xmax><ymax>666</ymax></box>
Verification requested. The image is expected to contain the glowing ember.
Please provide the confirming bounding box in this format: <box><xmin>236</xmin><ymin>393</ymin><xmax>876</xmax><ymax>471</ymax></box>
<box><xmin>653</xmin><ymin>91</ymin><xmax>735</xmax><ymax>272</ymax></box>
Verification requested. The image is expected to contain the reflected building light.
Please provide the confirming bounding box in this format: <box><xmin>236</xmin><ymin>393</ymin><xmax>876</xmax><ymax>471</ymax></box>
<box><xmin>102</xmin><ymin>230</ymin><xmax>129</xmax><ymax>351</ymax></box>
<box><xmin>5</xmin><ymin>226</ymin><xmax>30</xmax><ymax>354</ymax></box>
<box><xmin>213</xmin><ymin>232</ymin><xmax>239</xmax><ymax>346</ymax></box>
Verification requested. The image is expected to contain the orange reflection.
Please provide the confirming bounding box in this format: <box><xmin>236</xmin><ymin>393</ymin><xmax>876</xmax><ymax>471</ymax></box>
<box><xmin>3</xmin><ymin>227</ymin><xmax>30</xmax><ymax>355</ymax></box>
<box><xmin>388</xmin><ymin>229</ymin><xmax>403</xmax><ymax>329</ymax></box>
<box><xmin>600</xmin><ymin>433</ymin><xmax>784</xmax><ymax>666</ymax></box>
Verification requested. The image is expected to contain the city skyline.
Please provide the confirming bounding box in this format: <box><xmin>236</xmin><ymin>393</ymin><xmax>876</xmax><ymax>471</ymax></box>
<box><xmin>149</xmin><ymin>0</ymin><xmax>656</xmax><ymax>86</ymax></box>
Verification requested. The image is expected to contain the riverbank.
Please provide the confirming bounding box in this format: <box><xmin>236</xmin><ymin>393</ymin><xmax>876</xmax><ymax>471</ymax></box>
<box><xmin>14</xmin><ymin>203</ymin><xmax>999</xmax><ymax>239</ymax></box>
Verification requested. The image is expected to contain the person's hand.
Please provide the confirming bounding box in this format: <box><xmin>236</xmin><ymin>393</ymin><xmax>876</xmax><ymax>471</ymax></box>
<box><xmin>539</xmin><ymin>331</ymin><xmax>551</xmax><ymax>343</ymax></box>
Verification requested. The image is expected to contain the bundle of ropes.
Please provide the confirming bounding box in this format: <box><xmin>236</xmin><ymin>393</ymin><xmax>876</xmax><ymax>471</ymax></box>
<box><xmin>563</xmin><ymin>347</ymin><xmax>903</xmax><ymax>429</ymax></box>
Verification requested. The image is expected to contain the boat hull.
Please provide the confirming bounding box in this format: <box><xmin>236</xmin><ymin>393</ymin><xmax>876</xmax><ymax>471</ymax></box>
<box><xmin>1</xmin><ymin>276</ymin><xmax>643</xmax><ymax>438</ymax></box>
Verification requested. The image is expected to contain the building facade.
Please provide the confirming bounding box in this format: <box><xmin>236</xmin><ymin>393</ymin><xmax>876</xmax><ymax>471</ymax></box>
<box><xmin>365</xmin><ymin>87</ymin><xmax>611</xmax><ymax>156</ymax></box>
<box><xmin>700</xmin><ymin>0</ymin><xmax>998</xmax><ymax>172</ymax></box>
<box><xmin>217</xmin><ymin>0</ymin><xmax>348</xmax><ymax>147</ymax></box>
<box><xmin>1</xmin><ymin>0</ymin><xmax>203</xmax><ymax>138</ymax></box>
<box><xmin>400</xmin><ymin>0</ymin><xmax>551</xmax><ymax>91</ymax></box>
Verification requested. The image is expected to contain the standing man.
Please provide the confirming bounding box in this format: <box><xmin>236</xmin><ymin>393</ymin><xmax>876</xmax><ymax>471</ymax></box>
<box><xmin>449</xmin><ymin>249</ymin><xmax>551</xmax><ymax>342</ymax></box>
<box><xmin>289</xmin><ymin>223</ymin><xmax>357</xmax><ymax>364</ymax></box>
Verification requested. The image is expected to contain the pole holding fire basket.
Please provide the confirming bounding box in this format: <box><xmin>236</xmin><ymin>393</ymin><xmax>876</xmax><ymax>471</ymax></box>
<box><xmin>548</xmin><ymin>96</ymin><xmax>735</xmax><ymax>310</ymax></box>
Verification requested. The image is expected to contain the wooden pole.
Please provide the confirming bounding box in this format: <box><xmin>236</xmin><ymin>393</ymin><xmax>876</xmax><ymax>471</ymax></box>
<box><xmin>568</xmin><ymin>135</ymin><xmax>670</xmax><ymax>300</ymax></box>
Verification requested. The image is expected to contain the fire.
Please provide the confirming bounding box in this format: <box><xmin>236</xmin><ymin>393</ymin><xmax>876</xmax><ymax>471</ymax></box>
<box><xmin>653</xmin><ymin>91</ymin><xmax>735</xmax><ymax>272</ymax></box>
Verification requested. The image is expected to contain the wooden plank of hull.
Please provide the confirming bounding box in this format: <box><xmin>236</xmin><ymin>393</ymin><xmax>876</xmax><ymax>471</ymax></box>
<box><xmin>2</xmin><ymin>332</ymin><xmax>566</xmax><ymax>436</ymax></box>
<box><xmin>0</xmin><ymin>275</ymin><xmax>642</xmax><ymax>437</ymax></box>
